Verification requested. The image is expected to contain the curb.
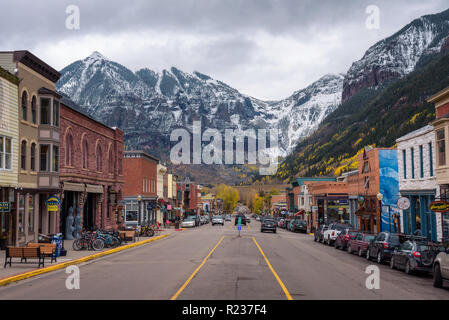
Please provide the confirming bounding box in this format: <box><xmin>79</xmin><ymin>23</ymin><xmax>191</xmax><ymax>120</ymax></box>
<box><xmin>0</xmin><ymin>234</ymin><xmax>170</xmax><ymax>287</ymax></box>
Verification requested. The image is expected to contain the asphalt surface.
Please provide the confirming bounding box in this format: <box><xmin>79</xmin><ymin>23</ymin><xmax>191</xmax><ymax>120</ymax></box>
<box><xmin>0</xmin><ymin>219</ymin><xmax>448</xmax><ymax>299</ymax></box>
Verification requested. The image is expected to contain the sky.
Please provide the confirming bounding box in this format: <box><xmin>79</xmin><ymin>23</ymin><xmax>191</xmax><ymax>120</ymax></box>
<box><xmin>0</xmin><ymin>0</ymin><xmax>448</xmax><ymax>100</ymax></box>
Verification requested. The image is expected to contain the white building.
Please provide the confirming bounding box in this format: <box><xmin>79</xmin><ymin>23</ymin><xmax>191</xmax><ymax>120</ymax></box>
<box><xmin>396</xmin><ymin>125</ymin><xmax>441</xmax><ymax>241</ymax></box>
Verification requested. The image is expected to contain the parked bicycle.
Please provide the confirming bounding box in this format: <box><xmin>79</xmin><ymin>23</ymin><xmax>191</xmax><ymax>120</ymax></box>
<box><xmin>72</xmin><ymin>231</ymin><xmax>105</xmax><ymax>251</ymax></box>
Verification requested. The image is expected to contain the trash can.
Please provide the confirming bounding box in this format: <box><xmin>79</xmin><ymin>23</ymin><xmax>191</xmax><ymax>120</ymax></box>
<box><xmin>51</xmin><ymin>234</ymin><xmax>63</xmax><ymax>257</ymax></box>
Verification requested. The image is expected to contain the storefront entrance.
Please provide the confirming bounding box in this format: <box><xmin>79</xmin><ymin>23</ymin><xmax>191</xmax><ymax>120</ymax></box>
<box><xmin>83</xmin><ymin>193</ymin><xmax>96</xmax><ymax>231</ymax></box>
<box><xmin>61</xmin><ymin>191</ymin><xmax>78</xmax><ymax>238</ymax></box>
<box><xmin>0</xmin><ymin>187</ymin><xmax>14</xmax><ymax>248</ymax></box>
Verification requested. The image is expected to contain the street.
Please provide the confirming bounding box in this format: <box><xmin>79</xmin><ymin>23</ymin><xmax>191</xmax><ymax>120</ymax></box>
<box><xmin>0</xmin><ymin>219</ymin><xmax>448</xmax><ymax>300</ymax></box>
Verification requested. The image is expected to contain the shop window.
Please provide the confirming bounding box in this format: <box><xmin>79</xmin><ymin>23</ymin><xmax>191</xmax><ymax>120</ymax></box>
<box><xmin>411</xmin><ymin>147</ymin><xmax>415</xmax><ymax>179</ymax></box>
<box><xmin>21</xmin><ymin>140</ymin><xmax>27</xmax><ymax>170</ymax></box>
<box><xmin>40</xmin><ymin>98</ymin><xmax>51</xmax><ymax>125</ymax></box>
<box><xmin>429</xmin><ymin>142</ymin><xmax>434</xmax><ymax>177</ymax></box>
<box><xmin>0</xmin><ymin>136</ymin><xmax>12</xmax><ymax>170</ymax></box>
<box><xmin>125</xmin><ymin>201</ymin><xmax>138</xmax><ymax>222</ymax></box>
<box><xmin>420</xmin><ymin>145</ymin><xmax>424</xmax><ymax>178</ymax></box>
<box><xmin>30</xmin><ymin>143</ymin><xmax>36</xmax><ymax>171</ymax></box>
<box><xmin>18</xmin><ymin>194</ymin><xmax>25</xmax><ymax>234</ymax></box>
<box><xmin>39</xmin><ymin>144</ymin><xmax>50</xmax><ymax>171</ymax></box>
<box><xmin>53</xmin><ymin>100</ymin><xmax>59</xmax><ymax>127</ymax></box>
<box><xmin>402</xmin><ymin>149</ymin><xmax>406</xmax><ymax>179</ymax></box>
<box><xmin>21</xmin><ymin>91</ymin><xmax>28</xmax><ymax>121</ymax></box>
<box><xmin>31</xmin><ymin>96</ymin><xmax>37</xmax><ymax>124</ymax></box>
<box><xmin>28</xmin><ymin>195</ymin><xmax>34</xmax><ymax>232</ymax></box>
<box><xmin>437</xmin><ymin>129</ymin><xmax>446</xmax><ymax>166</ymax></box>
<box><xmin>53</xmin><ymin>145</ymin><xmax>59</xmax><ymax>172</ymax></box>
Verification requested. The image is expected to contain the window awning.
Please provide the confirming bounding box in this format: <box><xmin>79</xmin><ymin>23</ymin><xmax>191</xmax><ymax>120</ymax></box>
<box><xmin>86</xmin><ymin>184</ymin><xmax>104</xmax><ymax>194</ymax></box>
<box><xmin>63</xmin><ymin>182</ymin><xmax>85</xmax><ymax>192</ymax></box>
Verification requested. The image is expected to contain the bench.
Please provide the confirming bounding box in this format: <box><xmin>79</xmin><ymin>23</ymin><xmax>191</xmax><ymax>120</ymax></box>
<box><xmin>119</xmin><ymin>230</ymin><xmax>136</xmax><ymax>243</ymax></box>
<box><xmin>4</xmin><ymin>246</ymin><xmax>45</xmax><ymax>268</ymax></box>
<box><xmin>27</xmin><ymin>243</ymin><xmax>57</xmax><ymax>263</ymax></box>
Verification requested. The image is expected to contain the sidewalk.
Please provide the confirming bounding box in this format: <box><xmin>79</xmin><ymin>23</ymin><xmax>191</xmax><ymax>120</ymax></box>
<box><xmin>0</xmin><ymin>229</ymin><xmax>175</xmax><ymax>281</ymax></box>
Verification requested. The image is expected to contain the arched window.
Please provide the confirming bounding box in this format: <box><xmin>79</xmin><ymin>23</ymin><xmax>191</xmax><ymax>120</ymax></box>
<box><xmin>96</xmin><ymin>144</ymin><xmax>102</xmax><ymax>172</ymax></box>
<box><xmin>30</xmin><ymin>143</ymin><xmax>36</xmax><ymax>171</ymax></box>
<box><xmin>31</xmin><ymin>96</ymin><xmax>37</xmax><ymax>124</ymax></box>
<box><xmin>21</xmin><ymin>141</ymin><xmax>27</xmax><ymax>170</ymax></box>
<box><xmin>66</xmin><ymin>133</ymin><xmax>73</xmax><ymax>166</ymax></box>
<box><xmin>108</xmin><ymin>148</ymin><xmax>114</xmax><ymax>173</ymax></box>
<box><xmin>21</xmin><ymin>91</ymin><xmax>28</xmax><ymax>121</ymax></box>
<box><xmin>82</xmin><ymin>139</ymin><xmax>88</xmax><ymax>169</ymax></box>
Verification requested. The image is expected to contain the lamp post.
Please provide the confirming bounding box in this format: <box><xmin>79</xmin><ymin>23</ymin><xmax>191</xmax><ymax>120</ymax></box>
<box><xmin>377</xmin><ymin>193</ymin><xmax>383</xmax><ymax>232</ymax></box>
<box><xmin>137</xmin><ymin>194</ymin><xmax>142</xmax><ymax>226</ymax></box>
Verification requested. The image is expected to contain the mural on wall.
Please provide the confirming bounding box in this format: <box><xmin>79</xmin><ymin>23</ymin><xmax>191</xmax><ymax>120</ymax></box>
<box><xmin>378</xmin><ymin>149</ymin><xmax>400</xmax><ymax>232</ymax></box>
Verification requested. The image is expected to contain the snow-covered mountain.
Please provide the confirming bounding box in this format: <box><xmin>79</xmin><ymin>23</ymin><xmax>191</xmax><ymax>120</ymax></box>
<box><xmin>343</xmin><ymin>8</ymin><xmax>449</xmax><ymax>101</ymax></box>
<box><xmin>56</xmin><ymin>52</ymin><xmax>343</xmax><ymax>158</ymax></box>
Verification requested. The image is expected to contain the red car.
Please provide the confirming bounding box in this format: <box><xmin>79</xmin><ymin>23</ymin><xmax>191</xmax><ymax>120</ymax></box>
<box><xmin>347</xmin><ymin>232</ymin><xmax>376</xmax><ymax>256</ymax></box>
<box><xmin>334</xmin><ymin>229</ymin><xmax>359</xmax><ymax>250</ymax></box>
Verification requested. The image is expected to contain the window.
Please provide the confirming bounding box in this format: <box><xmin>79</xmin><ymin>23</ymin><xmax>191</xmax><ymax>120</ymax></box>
<box><xmin>437</xmin><ymin>129</ymin><xmax>446</xmax><ymax>166</ymax></box>
<box><xmin>429</xmin><ymin>142</ymin><xmax>434</xmax><ymax>177</ymax></box>
<box><xmin>18</xmin><ymin>195</ymin><xmax>25</xmax><ymax>234</ymax></box>
<box><xmin>82</xmin><ymin>139</ymin><xmax>88</xmax><ymax>169</ymax></box>
<box><xmin>40</xmin><ymin>98</ymin><xmax>51</xmax><ymax>125</ymax></box>
<box><xmin>53</xmin><ymin>100</ymin><xmax>59</xmax><ymax>127</ymax></box>
<box><xmin>0</xmin><ymin>136</ymin><xmax>12</xmax><ymax>170</ymax></box>
<box><xmin>21</xmin><ymin>91</ymin><xmax>28</xmax><ymax>121</ymax></box>
<box><xmin>402</xmin><ymin>149</ymin><xmax>407</xmax><ymax>179</ymax></box>
<box><xmin>30</xmin><ymin>143</ymin><xmax>36</xmax><ymax>171</ymax></box>
<box><xmin>362</xmin><ymin>161</ymin><xmax>370</xmax><ymax>173</ymax></box>
<box><xmin>28</xmin><ymin>194</ymin><xmax>34</xmax><ymax>232</ymax></box>
<box><xmin>65</xmin><ymin>134</ymin><xmax>73</xmax><ymax>166</ymax></box>
<box><xmin>53</xmin><ymin>146</ymin><xmax>59</xmax><ymax>172</ymax></box>
<box><xmin>39</xmin><ymin>145</ymin><xmax>50</xmax><ymax>171</ymax></box>
<box><xmin>21</xmin><ymin>140</ymin><xmax>27</xmax><ymax>170</ymax></box>
<box><xmin>411</xmin><ymin>148</ymin><xmax>415</xmax><ymax>179</ymax></box>
<box><xmin>31</xmin><ymin>96</ymin><xmax>37</xmax><ymax>124</ymax></box>
<box><xmin>96</xmin><ymin>144</ymin><xmax>102</xmax><ymax>172</ymax></box>
<box><xmin>419</xmin><ymin>145</ymin><xmax>424</xmax><ymax>178</ymax></box>
<box><xmin>125</xmin><ymin>201</ymin><xmax>138</xmax><ymax>222</ymax></box>
<box><xmin>109</xmin><ymin>148</ymin><xmax>113</xmax><ymax>173</ymax></box>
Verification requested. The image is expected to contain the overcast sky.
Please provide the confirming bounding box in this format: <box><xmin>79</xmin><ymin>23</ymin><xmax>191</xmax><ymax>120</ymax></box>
<box><xmin>0</xmin><ymin>0</ymin><xmax>448</xmax><ymax>100</ymax></box>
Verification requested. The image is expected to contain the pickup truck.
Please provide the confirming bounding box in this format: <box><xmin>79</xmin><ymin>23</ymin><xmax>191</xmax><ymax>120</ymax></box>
<box><xmin>323</xmin><ymin>223</ymin><xmax>352</xmax><ymax>246</ymax></box>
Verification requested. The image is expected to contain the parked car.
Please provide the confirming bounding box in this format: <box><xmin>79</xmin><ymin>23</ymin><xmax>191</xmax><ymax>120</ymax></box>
<box><xmin>334</xmin><ymin>229</ymin><xmax>359</xmax><ymax>250</ymax></box>
<box><xmin>293</xmin><ymin>219</ymin><xmax>307</xmax><ymax>233</ymax></box>
<box><xmin>225</xmin><ymin>215</ymin><xmax>231</xmax><ymax>222</ymax></box>
<box><xmin>347</xmin><ymin>232</ymin><xmax>376</xmax><ymax>256</ymax></box>
<box><xmin>235</xmin><ymin>214</ymin><xmax>247</xmax><ymax>225</ymax></box>
<box><xmin>433</xmin><ymin>245</ymin><xmax>449</xmax><ymax>288</ymax></box>
<box><xmin>211</xmin><ymin>215</ymin><xmax>224</xmax><ymax>226</ymax></box>
<box><xmin>323</xmin><ymin>223</ymin><xmax>352</xmax><ymax>246</ymax></box>
<box><xmin>314</xmin><ymin>225</ymin><xmax>328</xmax><ymax>242</ymax></box>
<box><xmin>181</xmin><ymin>216</ymin><xmax>196</xmax><ymax>228</ymax></box>
<box><xmin>287</xmin><ymin>219</ymin><xmax>295</xmax><ymax>231</ymax></box>
<box><xmin>390</xmin><ymin>238</ymin><xmax>442</xmax><ymax>275</ymax></box>
<box><xmin>246</xmin><ymin>216</ymin><xmax>251</xmax><ymax>223</ymax></box>
<box><xmin>261</xmin><ymin>218</ymin><xmax>277</xmax><ymax>233</ymax></box>
<box><xmin>366</xmin><ymin>232</ymin><xmax>401</xmax><ymax>264</ymax></box>
<box><xmin>278</xmin><ymin>219</ymin><xmax>285</xmax><ymax>228</ymax></box>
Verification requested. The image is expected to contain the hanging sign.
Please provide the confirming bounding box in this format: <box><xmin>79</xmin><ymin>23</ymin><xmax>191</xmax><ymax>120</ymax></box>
<box><xmin>429</xmin><ymin>200</ymin><xmax>449</xmax><ymax>213</ymax></box>
<box><xmin>45</xmin><ymin>196</ymin><xmax>61</xmax><ymax>212</ymax></box>
<box><xmin>397</xmin><ymin>197</ymin><xmax>411</xmax><ymax>210</ymax></box>
<box><xmin>0</xmin><ymin>202</ymin><xmax>10</xmax><ymax>213</ymax></box>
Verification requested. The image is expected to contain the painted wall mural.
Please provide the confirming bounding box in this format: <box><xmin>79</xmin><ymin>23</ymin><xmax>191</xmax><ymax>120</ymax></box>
<box><xmin>378</xmin><ymin>149</ymin><xmax>399</xmax><ymax>232</ymax></box>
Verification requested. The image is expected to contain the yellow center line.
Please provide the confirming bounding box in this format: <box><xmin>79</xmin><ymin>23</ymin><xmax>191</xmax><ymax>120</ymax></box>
<box><xmin>252</xmin><ymin>236</ymin><xmax>293</xmax><ymax>300</ymax></box>
<box><xmin>170</xmin><ymin>235</ymin><xmax>225</xmax><ymax>300</ymax></box>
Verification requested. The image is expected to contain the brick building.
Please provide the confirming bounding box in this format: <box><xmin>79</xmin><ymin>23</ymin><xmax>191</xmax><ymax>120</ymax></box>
<box><xmin>59</xmin><ymin>100</ymin><xmax>124</xmax><ymax>238</ymax></box>
<box><xmin>123</xmin><ymin>150</ymin><xmax>159</xmax><ymax>226</ymax></box>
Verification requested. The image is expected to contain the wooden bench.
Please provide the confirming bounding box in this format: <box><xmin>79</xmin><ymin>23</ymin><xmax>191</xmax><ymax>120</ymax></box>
<box><xmin>119</xmin><ymin>230</ymin><xmax>135</xmax><ymax>243</ymax></box>
<box><xmin>4</xmin><ymin>246</ymin><xmax>45</xmax><ymax>268</ymax></box>
<box><xmin>27</xmin><ymin>243</ymin><xmax>57</xmax><ymax>263</ymax></box>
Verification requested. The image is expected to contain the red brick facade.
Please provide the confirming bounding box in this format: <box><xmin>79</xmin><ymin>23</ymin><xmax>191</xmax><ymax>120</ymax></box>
<box><xmin>59</xmin><ymin>103</ymin><xmax>124</xmax><ymax>233</ymax></box>
<box><xmin>123</xmin><ymin>151</ymin><xmax>158</xmax><ymax>198</ymax></box>
<box><xmin>436</xmin><ymin>101</ymin><xmax>449</xmax><ymax>118</ymax></box>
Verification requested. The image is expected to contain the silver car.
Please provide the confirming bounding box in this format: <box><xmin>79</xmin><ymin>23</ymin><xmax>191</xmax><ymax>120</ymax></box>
<box><xmin>212</xmin><ymin>215</ymin><xmax>224</xmax><ymax>226</ymax></box>
<box><xmin>433</xmin><ymin>247</ymin><xmax>449</xmax><ymax>288</ymax></box>
<box><xmin>181</xmin><ymin>216</ymin><xmax>196</xmax><ymax>228</ymax></box>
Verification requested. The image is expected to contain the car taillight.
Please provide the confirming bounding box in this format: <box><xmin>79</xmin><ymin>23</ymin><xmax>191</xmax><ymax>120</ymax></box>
<box><xmin>344</xmin><ymin>235</ymin><xmax>350</xmax><ymax>241</ymax></box>
<box><xmin>383</xmin><ymin>242</ymin><xmax>388</xmax><ymax>249</ymax></box>
<box><xmin>413</xmin><ymin>251</ymin><xmax>421</xmax><ymax>258</ymax></box>
<box><xmin>332</xmin><ymin>231</ymin><xmax>335</xmax><ymax>236</ymax></box>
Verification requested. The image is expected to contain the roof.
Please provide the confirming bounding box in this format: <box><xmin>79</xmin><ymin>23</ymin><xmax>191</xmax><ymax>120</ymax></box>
<box><xmin>292</xmin><ymin>177</ymin><xmax>336</xmax><ymax>187</ymax></box>
<box><xmin>124</xmin><ymin>150</ymin><xmax>159</xmax><ymax>163</ymax></box>
<box><xmin>7</xmin><ymin>50</ymin><xmax>60</xmax><ymax>83</ymax></box>
<box><xmin>427</xmin><ymin>86</ymin><xmax>449</xmax><ymax>104</ymax></box>
<box><xmin>396</xmin><ymin>125</ymin><xmax>434</xmax><ymax>143</ymax></box>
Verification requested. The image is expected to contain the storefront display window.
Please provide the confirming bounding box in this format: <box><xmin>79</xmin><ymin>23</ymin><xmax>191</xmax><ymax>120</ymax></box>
<box><xmin>125</xmin><ymin>200</ymin><xmax>138</xmax><ymax>222</ymax></box>
<box><xmin>28</xmin><ymin>195</ymin><xmax>34</xmax><ymax>232</ymax></box>
<box><xmin>18</xmin><ymin>194</ymin><xmax>25</xmax><ymax>234</ymax></box>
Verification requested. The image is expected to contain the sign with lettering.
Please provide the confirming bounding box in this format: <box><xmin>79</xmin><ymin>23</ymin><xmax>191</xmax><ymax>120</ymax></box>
<box><xmin>429</xmin><ymin>200</ymin><xmax>449</xmax><ymax>213</ymax></box>
<box><xmin>397</xmin><ymin>197</ymin><xmax>411</xmax><ymax>210</ymax></box>
<box><xmin>45</xmin><ymin>196</ymin><xmax>61</xmax><ymax>212</ymax></box>
<box><xmin>0</xmin><ymin>202</ymin><xmax>10</xmax><ymax>213</ymax></box>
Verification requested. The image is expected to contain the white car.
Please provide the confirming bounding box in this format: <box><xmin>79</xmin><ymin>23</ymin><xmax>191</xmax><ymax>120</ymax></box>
<box><xmin>181</xmin><ymin>217</ymin><xmax>196</xmax><ymax>228</ymax></box>
<box><xmin>433</xmin><ymin>248</ymin><xmax>449</xmax><ymax>288</ymax></box>
<box><xmin>211</xmin><ymin>215</ymin><xmax>224</xmax><ymax>226</ymax></box>
<box><xmin>323</xmin><ymin>223</ymin><xmax>348</xmax><ymax>245</ymax></box>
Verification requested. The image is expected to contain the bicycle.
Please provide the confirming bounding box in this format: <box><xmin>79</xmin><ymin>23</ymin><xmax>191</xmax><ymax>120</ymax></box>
<box><xmin>72</xmin><ymin>231</ymin><xmax>105</xmax><ymax>251</ymax></box>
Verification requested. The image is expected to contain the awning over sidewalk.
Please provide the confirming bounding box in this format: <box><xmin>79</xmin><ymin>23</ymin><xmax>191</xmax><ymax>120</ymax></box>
<box><xmin>62</xmin><ymin>182</ymin><xmax>85</xmax><ymax>192</ymax></box>
<box><xmin>86</xmin><ymin>184</ymin><xmax>104</xmax><ymax>194</ymax></box>
<box><xmin>294</xmin><ymin>210</ymin><xmax>305</xmax><ymax>216</ymax></box>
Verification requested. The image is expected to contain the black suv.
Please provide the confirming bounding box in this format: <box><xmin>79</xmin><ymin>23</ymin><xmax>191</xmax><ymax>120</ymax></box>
<box><xmin>366</xmin><ymin>232</ymin><xmax>401</xmax><ymax>264</ymax></box>
<box><xmin>234</xmin><ymin>214</ymin><xmax>247</xmax><ymax>225</ymax></box>
<box><xmin>293</xmin><ymin>219</ymin><xmax>307</xmax><ymax>233</ymax></box>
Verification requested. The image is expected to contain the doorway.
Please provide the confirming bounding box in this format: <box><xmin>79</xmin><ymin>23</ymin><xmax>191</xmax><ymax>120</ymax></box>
<box><xmin>83</xmin><ymin>193</ymin><xmax>95</xmax><ymax>230</ymax></box>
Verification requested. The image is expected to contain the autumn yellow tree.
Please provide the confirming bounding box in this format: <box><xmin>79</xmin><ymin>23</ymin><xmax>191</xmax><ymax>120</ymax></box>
<box><xmin>216</xmin><ymin>184</ymin><xmax>240</xmax><ymax>214</ymax></box>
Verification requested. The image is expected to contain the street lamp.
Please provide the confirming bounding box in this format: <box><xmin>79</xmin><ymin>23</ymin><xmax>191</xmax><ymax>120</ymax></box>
<box><xmin>377</xmin><ymin>193</ymin><xmax>383</xmax><ymax>232</ymax></box>
<box><xmin>137</xmin><ymin>194</ymin><xmax>142</xmax><ymax>226</ymax></box>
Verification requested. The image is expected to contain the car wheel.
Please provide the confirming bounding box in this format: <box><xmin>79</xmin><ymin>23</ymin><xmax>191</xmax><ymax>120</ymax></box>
<box><xmin>358</xmin><ymin>248</ymin><xmax>363</xmax><ymax>257</ymax></box>
<box><xmin>390</xmin><ymin>256</ymin><xmax>396</xmax><ymax>269</ymax></box>
<box><xmin>433</xmin><ymin>263</ymin><xmax>443</xmax><ymax>288</ymax></box>
<box><xmin>347</xmin><ymin>245</ymin><xmax>352</xmax><ymax>254</ymax></box>
<box><xmin>405</xmin><ymin>260</ymin><xmax>413</xmax><ymax>275</ymax></box>
<box><xmin>377</xmin><ymin>251</ymin><xmax>383</xmax><ymax>264</ymax></box>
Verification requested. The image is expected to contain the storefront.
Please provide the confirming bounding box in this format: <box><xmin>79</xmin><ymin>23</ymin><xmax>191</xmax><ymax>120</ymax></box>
<box><xmin>0</xmin><ymin>188</ymin><xmax>15</xmax><ymax>249</ymax></box>
<box><xmin>400</xmin><ymin>192</ymin><xmax>437</xmax><ymax>241</ymax></box>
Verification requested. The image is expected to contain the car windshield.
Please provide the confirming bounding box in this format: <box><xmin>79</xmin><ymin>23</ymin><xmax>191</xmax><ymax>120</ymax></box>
<box><xmin>365</xmin><ymin>235</ymin><xmax>375</xmax><ymax>241</ymax></box>
<box><xmin>264</xmin><ymin>219</ymin><xmax>275</xmax><ymax>223</ymax></box>
<box><xmin>214</xmin><ymin>216</ymin><xmax>222</xmax><ymax>219</ymax></box>
<box><xmin>185</xmin><ymin>216</ymin><xmax>195</xmax><ymax>221</ymax></box>
<box><xmin>389</xmin><ymin>235</ymin><xmax>400</xmax><ymax>244</ymax></box>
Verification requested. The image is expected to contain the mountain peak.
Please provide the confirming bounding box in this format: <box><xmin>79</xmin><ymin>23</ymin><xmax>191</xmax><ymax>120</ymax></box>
<box><xmin>85</xmin><ymin>51</ymin><xmax>108</xmax><ymax>62</ymax></box>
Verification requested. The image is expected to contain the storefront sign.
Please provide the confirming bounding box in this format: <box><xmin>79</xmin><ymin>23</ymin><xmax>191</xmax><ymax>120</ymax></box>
<box><xmin>397</xmin><ymin>197</ymin><xmax>411</xmax><ymax>210</ymax></box>
<box><xmin>167</xmin><ymin>204</ymin><xmax>172</xmax><ymax>210</ymax></box>
<box><xmin>0</xmin><ymin>201</ymin><xmax>10</xmax><ymax>213</ymax></box>
<box><xmin>45</xmin><ymin>196</ymin><xmax>61</xmax><ymax>212</ymax></box>
<box><xmin>429</xmin><ymin>200</ymin><xmax>449</xmax><ymax>213</ymax></box>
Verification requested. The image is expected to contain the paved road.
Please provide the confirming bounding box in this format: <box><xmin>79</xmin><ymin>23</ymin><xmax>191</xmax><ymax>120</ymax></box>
<box><xmin>0</xmin><ymin>219</ymin><xmax>448</xmax><ymax>299</ymax></box>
